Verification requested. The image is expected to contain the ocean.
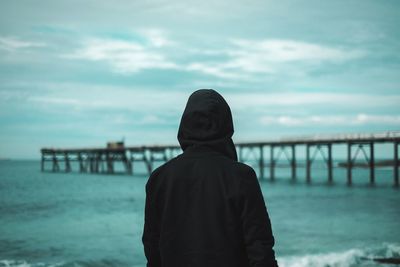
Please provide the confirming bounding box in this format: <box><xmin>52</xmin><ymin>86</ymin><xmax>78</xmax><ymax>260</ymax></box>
<box><xmin>0</xmin><ymin>160</ymin><xmax>399</xmax><ymax>267</ymax></box>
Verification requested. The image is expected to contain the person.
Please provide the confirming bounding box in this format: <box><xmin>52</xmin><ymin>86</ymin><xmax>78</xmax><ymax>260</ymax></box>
<box><xmin>142</xmin><ymin>89</ymin><xmax>278</xmax><ymax>267</ymax></box>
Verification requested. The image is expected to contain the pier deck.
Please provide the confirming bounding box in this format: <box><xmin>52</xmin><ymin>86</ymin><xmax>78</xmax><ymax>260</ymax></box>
<box><xmin>41</xmin><ymin>131</ymin><xmax>400</xmax><ymax>186</ymax></box>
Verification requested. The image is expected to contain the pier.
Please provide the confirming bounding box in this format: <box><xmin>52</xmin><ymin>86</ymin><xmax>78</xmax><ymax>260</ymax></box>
<box><xmin>41</xmin><ymin>131</ymin><xmax>400</xmax><ymax>186</ymax></box>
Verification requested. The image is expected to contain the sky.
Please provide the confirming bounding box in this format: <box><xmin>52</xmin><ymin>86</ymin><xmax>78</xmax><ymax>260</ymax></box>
<box><xmin>0</xmin><ymin>0</ymin><xmax>399</xmax><ymax>159</ymax></box>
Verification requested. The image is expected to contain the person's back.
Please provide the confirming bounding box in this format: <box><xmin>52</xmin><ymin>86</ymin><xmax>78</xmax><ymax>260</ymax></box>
<box><xmin>143</xmin><ymin>89</ymin><xmax>278</xmax><ymax>267</ymax></box>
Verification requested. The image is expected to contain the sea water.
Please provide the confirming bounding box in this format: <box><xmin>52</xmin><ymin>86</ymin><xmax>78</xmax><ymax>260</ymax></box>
<box><xmin>0</xmin><ymin>160</ymin><xmax>399</xmax><ymax>267</ymax></box>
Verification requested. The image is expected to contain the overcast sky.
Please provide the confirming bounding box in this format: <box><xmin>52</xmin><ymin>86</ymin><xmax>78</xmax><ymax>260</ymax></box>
<box><xmin>0</xmin><ymin>0</ymin><xmax>399</xmax><ymax>158</ymax></box>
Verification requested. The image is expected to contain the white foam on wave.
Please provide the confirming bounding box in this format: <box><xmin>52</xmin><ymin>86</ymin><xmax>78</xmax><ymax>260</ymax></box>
<box><xmin>0</xmin><ymin>260</ymin><xmax>63</xmax><ymax>267</ymax></box>
<box><xmin>384</xmin><ymin>243</ymin><xmax>400</xmax><ymax>258</ymax></box>
<box><xmin>0</xmin><ymin>260</ymin><xmax>31</xmax><ymax>267</ymax></box>
<box><xmin>277</xmin><ymin>248</ymin><xmax>365</xmax><ymax>267</ymax></box>
<box><xmin>277</xmin><ymin>243</ymin><xmax>400</xmax><ymax>267</ymax></box>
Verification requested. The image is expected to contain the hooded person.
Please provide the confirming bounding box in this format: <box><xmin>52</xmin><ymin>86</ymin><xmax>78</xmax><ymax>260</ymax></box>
<box><xmin>142</xmin><ymin>89</ymin><xmax>278</xmax><ymax>267</ymax></box>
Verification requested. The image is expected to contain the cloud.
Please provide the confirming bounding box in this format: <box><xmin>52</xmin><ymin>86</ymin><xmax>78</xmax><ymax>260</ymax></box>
<box><xmin>186</xmin><ymin>63</ymin><xmax>248</xmax><ymax>79</ymax></box>
<box><xmin>139</xmin><ymin>29</ymin><xmax>175</xmax><ymax>47</ymax></box>
<box><xmin>226</xmin><ymin>92</ymin><xmax>400</xmax><ymax>109</ymax></box>
<box><xmin>24</xmin><ymin>83</ymin><xmax>188</xmax><ymax>112</ymax></box>
<box><xmin>186</xmin><ymin>39</ymin><xmax>365</xmax><ymax>79</ymax></box>
<box><xmin>231</xmin><ymin>39</ymin><xmax>364</xmax><ymax>63</ymax></box>
<box><xmin>66</xmin><ymin>38</ymin><xmax>178</xmax><ymax>73</ymax></box>
<box><xmin>259</xmin><ymin>114</ymin><xmax>400</xmax><ymax>126</ymax></box>
<box><xmin>63</xmin><ymin>34</ymin><xmax>366</xmax><ymax>79</ymax></box>
<box><xmin>0</xmin><ymin>36</ymin><xmax>45</xmax><ymax>51</ymax></box>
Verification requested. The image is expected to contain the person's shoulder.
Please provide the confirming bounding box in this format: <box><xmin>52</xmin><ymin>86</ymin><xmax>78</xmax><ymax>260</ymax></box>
<box><xmin>218</xmin><ymin>156</ymin><xmax>257</xmax><ymax>178</ymax></box>
<box><xmin>229</xmin><ymin>159</ymin><xmax>253</xmax><ymax>170</ymax></box>
<box><xmin>233</xmin><ymin>161</ymin><xmax>257</xmax><ymax>178</ymax></box>
<box><xmin>156</xmin><ymin>153</ymin><xmax>183</xmax><ymax>172</ymax></box>
<box><xmin>146</xmin><ymin>154</ymin><xmax>182</xmax><ymax>184</ymax></box>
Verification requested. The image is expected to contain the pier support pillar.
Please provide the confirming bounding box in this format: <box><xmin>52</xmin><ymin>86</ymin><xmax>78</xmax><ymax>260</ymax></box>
<box><xmin>98</xmin><ymin>154</ymin><xmax>102</xmax><ymax>173</ymax></box>
<box><xmin>291</xmin><ymin>145</ymin><xmax>296</xmax><ymax>181</ymax></box>
<box><xmin>106</xmin><ymin>152</ymin><xmax>114</xmax><ymax>174</ymax></box>
<box><xmin>144</xmin><ymin>151</ymin><xmax>153</xmax><ymax>175</ymax></box>
<box><xmin>78</xmin><ymin>153</ymin><xmax>84</xmax><ymax>173</ymax></box>
<box><xmin>96</xmin><ymin>153</ymin><xmax>102</xmax><ymax>173</ymax></box>
<box><xmin>123</xmin><ymin>153</ymin><xmax>132</xmax><ymax>175</ymax></box>
<box><xmin>64</xmin><ymin>152</ymin><xmax>71</xmax><ymax>173</ymax></box>
<box><xmin>146</xmin><ymin>160</ymin><xmax>153</xmax><ymax>174</ymax></box>
<box><xmin>89</xmin><ymin>154</ymin><xmax>94</xmax><ymax>173</ymax></box>
<box><xmin>259</xmin><ymin>145</ymin><xmax>264</xmax><ymax>180</ymax></box>
<box><xmin>327</xmin><ymin>143</ymin><xmax>333</xmax><ymax>183</ymax></box>
<box><xmin>306</xmin><ymin>144</ymin><xmax>311</xmax><ymax>183</ymax></box>
<box><xmin>52</xmin><ymin>153</ymin><xmax>59</xmax><ymax>172</ymax></box>
<box><xmin>97</xmin><ymin>153</ymin><xmax>103</xmax><ymax>173</ymax></box>
<box><xmin>395</xmin><ymin>142</ymin><xmax>399</xmax><ymax>187</ymax></box>
<box><xmin>370</xmin><ymin>142</ymin><xmax>375</xmax><ymax>185</ymax></box>
<box><xmin>127</xmin><ymin>160</ymin><xmax>133</xmax><ymax>175</ymax></box>
<box><xmin>124</xmin><ymin>160</ymin><xmax>132</xmax><ymax>175</ymax></box>
<box><xmin>270</xmin><ymin>145</ymin><xmax>275</xmax><ymax>181</ymax></box>
<box><xmin>347</xmin><ymin>143</ymin><xmax>352</xmax><ymax>186</ymax></box>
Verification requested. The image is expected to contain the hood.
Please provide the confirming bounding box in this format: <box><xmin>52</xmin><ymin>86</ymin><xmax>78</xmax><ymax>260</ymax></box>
<box><xmin>177</xmin><ymin>89</ymin><xmax>238</xmax><ymax>161</ymax></box>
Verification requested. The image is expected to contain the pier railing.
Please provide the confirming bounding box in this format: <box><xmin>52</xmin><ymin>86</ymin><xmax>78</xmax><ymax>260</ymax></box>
<box><xmin>41</xmin><ymin>131</ymin><xmax>400</xmax><ymax>186</ymax></box>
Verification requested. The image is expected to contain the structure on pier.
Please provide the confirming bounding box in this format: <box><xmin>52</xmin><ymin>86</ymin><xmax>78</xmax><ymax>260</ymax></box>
<box><xmin>41</xmin><ymin>131</ymin><xmax>400</xmax><ymax>186</ymax></box>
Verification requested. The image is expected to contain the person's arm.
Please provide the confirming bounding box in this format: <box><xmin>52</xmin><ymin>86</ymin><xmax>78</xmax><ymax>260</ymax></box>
<box><xmin>142</xmin><ymin>178</ymin><xmax>161</xmax><ymax>267</ymax></box>
<box><xmin>238</xmin><ymin>167</ymin><xmax>278</xmax><ymax>267</ymax></box>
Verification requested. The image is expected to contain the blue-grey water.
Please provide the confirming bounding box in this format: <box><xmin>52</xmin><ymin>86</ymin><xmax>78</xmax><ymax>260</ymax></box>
<box><xmin>0</xmin><ymin>160</ymin><xmax>399</xmax><ymax>267</ymax></box>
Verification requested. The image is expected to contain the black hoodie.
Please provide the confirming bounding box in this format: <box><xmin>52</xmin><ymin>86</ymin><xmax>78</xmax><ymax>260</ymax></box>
<box><xmin>142</xmin><ymin>89</ymin><xmax>278</xmax><ymax>267</ymax></box>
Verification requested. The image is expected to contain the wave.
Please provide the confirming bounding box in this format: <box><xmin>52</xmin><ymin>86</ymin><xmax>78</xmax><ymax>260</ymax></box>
<box><xmin>1</xmin><ymin>243</ymin><xmax>399</xmax><ymax>267</ymax></box>
<box><xmin>0</xmin><ymin>259</ymin><xmax>139</xmax><ymax>267</ymax></box>
<box><xmin>278</xmin><ymin>249</ymin><xmax>364</xmax><ymax>267</ymax></box>
<box><xmin>277</xmin><ymin>243</ymin><xmax>400</xmax><ymax>267</ymax></box>
<box><xmin>0</xmin><ymin>259</ymin><xmax>61</xmax><ymax>267</ymax></box>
